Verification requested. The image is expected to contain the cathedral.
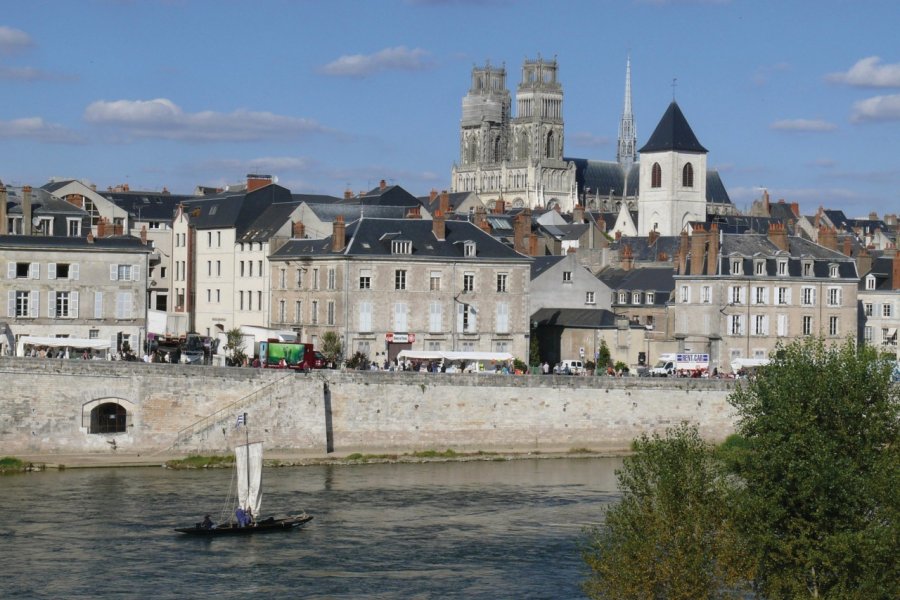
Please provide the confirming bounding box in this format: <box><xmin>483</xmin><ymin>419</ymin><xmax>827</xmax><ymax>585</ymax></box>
<box><xmin>450</xmin><ymin>56</ymin><xmax>736</xmax><ymax>236</ymax></box>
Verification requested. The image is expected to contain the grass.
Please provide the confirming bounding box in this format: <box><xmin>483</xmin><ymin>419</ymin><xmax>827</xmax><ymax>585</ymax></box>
<box><xmin>410</xmin><ymin>449</ymin><xmax>458</xmax><ymax>459</ymax></box>
<box><xmin>165</xmin><ymin>454</ymin><xmax>235</xmax><ymax>469</ymax></box>
<box><xmin>0</xmin><ymin>456</ymin><xmax>26</xmax><ymax>473</ymax></box>
<box><xmin>567</xmin><ymin>447</ymin><xmax>594</xmax><ymax>454</ymax></box>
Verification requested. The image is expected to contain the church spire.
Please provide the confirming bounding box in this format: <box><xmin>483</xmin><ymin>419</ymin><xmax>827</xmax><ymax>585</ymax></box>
<box><xmin>616</xmin><ymin>55</ymin><xmax>637</xmax><ymax>171</ymax></box>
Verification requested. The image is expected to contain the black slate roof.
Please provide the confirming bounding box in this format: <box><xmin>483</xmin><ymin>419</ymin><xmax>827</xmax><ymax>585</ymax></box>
<box><xmin>610</xmin><ymin>235</ymin><xmax>682</xmax><ymax>263</ymax></box>
<box><xmin>99</xmin><ymin>190</ymin><xmax>196</xmax><ymax>222</ymax></box>
<box><xmin>299</xmin><ymin>203</ymin><xmax>409</xmax><ymax>223</ymax></box>
<box><xmin>418</xmin><ymin>191</ymin><xmax>474</xmax><ymax>215</ymax></box>
<box><xmin>531</xmin><ymin>308</ymin><xmax>629</xmax><ymax>329</ymax></box>
<box><xmin>859</xmin><ymin>256</ymin><xmax>897</xmax><ymax>290</ymax></box>
<box><xmin>240</xmin><ymin>201</ymin><xmax>302</xmax><ymax>243</ymax></box>
<box><xmin>355</xmin><ymin>184</ymin><xmax>420</xmax><ymax>207</ymax></box>
<box><xmin>183</xmin><ymin>184</ymin><xmax>294</xmax><ymax>237</ymax></box>
<box><xmin>6</xmin><ymin>186</ymin><xmax>86</xmax><ymax>216</ymax></box>
<box><xmin>530</xmin><ymin>255</ymin><xmax>566</xmax><ymax>279</ymax></box>
<box><xmin>0</xmin><ymin>234</ymin><xmax>150</xmax><ymax>252</ymax></box>
<box><xmin>639</xmin><ymin>101</ymin><xmax>708</xmax><ymax>154</ymax></box>
<box><xmin>271</xmin><ymin>217</ymin><xmax>530</xmax><ymax>261</ymax></box>
<box><xmin>568</xmin><ymin>158</ymin><xmax>730</xmax><ymax>204</ymax></box>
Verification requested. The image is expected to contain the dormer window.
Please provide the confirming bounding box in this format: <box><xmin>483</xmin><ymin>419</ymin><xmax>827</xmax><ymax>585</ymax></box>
<box><xmin>618</xmin><ymin>291</ymin><xmax>627</xmax><ymax>304</ymax></box>
<box><xmin>646</xmin><ymin>292</ymin><xmax>655</xmax><ymax>305</ymax></box>
<box><xmin>829</xmin><ymin>264</ymin><xmax>839</xmax><ymax>278</ymax></box>
<box><xmin>754</xmin><ymin>260</ymin><xmax>765</xmax><ymax>276</ymax></box>
<box><xmin>865</xmin><ymin>275</ymin><xmax>876</xmax><ymax>290</ymax></box>
<box><xmin>463</xmin><ymin>241</ymin><xmax>476</xmax><ymax>257</ymax></box>
<box><xmin>731</xmin><ymin>259</ymin><xmax>743</xmax><ymax>275</ymax></box>
<box><xmin>392</xmin><ymin>240</ymin><xmax>412</xmax><ymax>255</ymax></box>
<box><xmin>777</xmin><ymin>259</ymin><xmax>788</xmax><ymax>276</ymax></box>
<box><xmin>632</xmin><ymin>292</ymin><xmax>641</xmax><ymax>305</ymax></box>
<box><xmin>562</xmin><ymin>271</ymin><xmax>572</xmax><ymax>283</ymax></box>
<box><xmin>802</xmin><ymin>260</ymin><xmax>813</xmax><ymax>277</ymax></box>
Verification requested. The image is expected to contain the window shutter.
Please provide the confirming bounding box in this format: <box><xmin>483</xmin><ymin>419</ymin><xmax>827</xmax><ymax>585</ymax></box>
<box><xmin>132</xmin><ymin>264</ymin><xmax>141</xmax><ymax>282</ymax></box>
<box><xmin>429</xmin><ymin>301</ymin><xmax>442</xmax><ymax>333</ymax></box>
<box><xmin>110</xmin><ymin>264</ymin><xmax>118</xmax><ymax>281</ymax></box>
<box><xmin>48</xmin><ymin>263</ymin><xmax>57</xmax><ymax>280</ymax></box>
<box><xmin>6</xmin><ymin>262</ymin><xmax>14</xmax><ymax>279</ymax></box>
<box><xmin>457</xmin><ymin>303</ymin><xmax>464</xmax><ymax>333</ymax></box>
<box><xmin>6</xmin><ymin>291</ymin><xmax>14</xmax><ymax>318</ymax></box>
<box><xmin>394</xmin><ymin>302</ymin><xmax>407</xmax><ymax>332</ymax></box>
<box><xmin>131</xmin><ymin>291</ymin><xmax>137</xmax><ymax>319</ymax></box>
<box><xmin>496</xmin><ymin>303</ymin><xmax>509</xmax><ymax>333</ymax></box>
<box><xmin>470</xmin><ymin>306</ymin><xmax>477</xmax><ymax>333</ymax></box>
<box><xmin>115</xmin><ymin>293</ymin><xmax>124</xmax><ymax>319</ymax></box>
<box><xmin>94</xmin><ymin>292</ymin><xmax>103</xmax><ymax>319</ymax></box>
<box><xmin>30</xmin><ymin>263</ymin><xmax>40</xmax><ymax>279</ymax></box>
<box><xmin>71</xmin><ymin>264</ymin><xmax>79</xmax><ymax>281</ymax></box>
<box><xmin>71</xmin><ymin>291</ymin><xmax>79</xmax><ymax>318</ymax></box>
<box><xmin>48</xmin><ymin>291</ymin><xmax>56</xmax><ymax>318</ymax></box>
<box><xmin>30</xmin><ymin>290</ymin><xmax>39</xmax><ymax>318</ymax></box>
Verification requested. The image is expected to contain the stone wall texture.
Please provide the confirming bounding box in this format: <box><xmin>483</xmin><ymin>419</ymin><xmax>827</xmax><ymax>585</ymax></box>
<box><xmin>0</xmin><ymin>357</ymin><xmax>740</xmax><ymax>456</ymax></box>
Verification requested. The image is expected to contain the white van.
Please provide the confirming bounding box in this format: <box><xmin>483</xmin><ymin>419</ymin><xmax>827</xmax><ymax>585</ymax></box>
<box><xmin>556</xmin><ymin>359</ymin><xmax>585</xmax><ymax>375</ymax></box>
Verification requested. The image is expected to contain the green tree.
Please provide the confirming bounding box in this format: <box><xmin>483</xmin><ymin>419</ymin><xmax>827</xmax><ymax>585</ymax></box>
<box><xmin>529</xmin><ymin>334</ymin><xmax>540</xmax><ymax>368</ymax></box>
<box><xmin>597</xmin><ymin>339</ymin><xmax>611</xmax><ymax>369</ymax></box>
<box><xmin>321</xmin><ymin>331</ymin><xmax>342</xmax><ymax>367</ymax></box>
<box><xmin>729</xmin><ymin>337</ymin><xmax>900</xmax><ymax>599</ymax></box>
<box><xmin>223</xmin><ymin>328</ymin><xmax>246</xmax><ymax>366</ymax></box>
<box><xmin>582</xmin><ymin>424</ymin><xmax>752</xmax><ymax>600</ymax></box>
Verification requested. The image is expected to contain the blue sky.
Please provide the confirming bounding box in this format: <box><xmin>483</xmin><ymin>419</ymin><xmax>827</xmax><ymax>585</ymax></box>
<box><xmin>1</xmin><ymin>0</ymin><xmax>899</xmax><ymax>218</ymax></box>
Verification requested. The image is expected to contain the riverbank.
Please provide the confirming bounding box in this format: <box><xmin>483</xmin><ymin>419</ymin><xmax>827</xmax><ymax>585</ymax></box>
<box><xmin>6</xmin><ymin>446</ymin><xmax>632</xmax><ymax>470</ymax></box>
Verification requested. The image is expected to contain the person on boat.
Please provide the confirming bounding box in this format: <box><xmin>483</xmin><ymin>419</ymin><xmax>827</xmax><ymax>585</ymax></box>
<box><xmin>201</xmin><ymin>514</ymin><xmax>214</xmax><ymax>529</ymax></box>
<box><xmin>235</xmin><ymin>507</ymin><xmax>248</xmax><ymax>527</ymax></box>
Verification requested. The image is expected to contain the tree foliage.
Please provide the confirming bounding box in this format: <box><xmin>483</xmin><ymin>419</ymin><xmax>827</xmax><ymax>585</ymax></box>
<box><xmin>582</xmin><ymin>424</ymin><xmax>752</xmax><ymax>600</ymax></box>
<box><xmin>320</xmin><ymin>331</ymin><xmax>342</xmax><ymax>366</ymax></box>
<box><xmin>729</xmin><ymin>337</ymin><xmax>899</xmax><ymax>599</ymax></box>
<box><xmin>597</xmin><ymin>339</ymin><xmax>611</xmax><ymax>369</ymax></box>
<box><xmin>223</xmin><ymin>328</ymin><xmax>246</xmax><ymax>366</ymax></box>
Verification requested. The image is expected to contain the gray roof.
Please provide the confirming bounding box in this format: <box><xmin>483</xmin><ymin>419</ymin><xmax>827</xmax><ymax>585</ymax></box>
<box><xmin>291</xmin><ymin>193</ymin><xmax>343</xmax><ymax>205</ymax></box>
<box><xmin>639</xmin><ymin>101</ymin><xmax>708</xmax><ymax>154</ymax></box>
<box><xmin>182</xmin><ymin>185</ymin><xmax>294</xmax><ymax>237</ymax></box>
<box><xmin>271</xmin><ymin>217</ymin><xmax>530</xmax><ymax>262</ymax></box>
<box><xmin>568</xmin><ymin>159</ymin><xmax>730</xmax><ymax>204</ymax></box>
<box><xmin>240</xmin><ymin>202</ymin><xmax>301</xmax><ymax>243</ymax></box>
<box><xmin>540</xmin><ymin>223</ymin><xmax>589</xmax><ymax>241</ymax></box>
<box><xmin>531</xmin><ymin>308</ymin><xmax>627</xmax><ymax>329</ymax></box>
<box><xmin>530</xmin><ymin>255</ymin><xmax>566</xmax><ymax>279</ymax></box>
<box><xmin>419</xmin><ymin>191</ymin><xmax>474</xmax><ymax>214</ymax></box>
<box><xmin>0</xmin><ymin>234</ymin><xmax>150</xmax><ymax>252</ymax></box>
<box><xmin>610</xmin><ymin>235</ymin><xmax>681</xmax><ymax>263</ymax></box>
<box><xmin>98</xmin><ymin>190</ymin><xmax>195</xmax><ymax>222</ymax></box>
<box><xmin>8</xmin><ymin>186</ymin><xmax>86</xmax><ymax>216</ymax></box>
<box><xmin>300</xmin><ymin>203</ymin><xmax>409</xmax><ymax>223</ymax></box>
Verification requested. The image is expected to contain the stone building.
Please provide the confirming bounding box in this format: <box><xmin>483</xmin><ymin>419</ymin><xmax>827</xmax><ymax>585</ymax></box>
<box><xmin>858</xmin><ymin>250</ymin><xmax>900</xmax><ymax>355</ymax></box>
<box><xmin>269</xmin><ymin>214</ymin><xmax>533</xmax><ymax>363</ymax></box>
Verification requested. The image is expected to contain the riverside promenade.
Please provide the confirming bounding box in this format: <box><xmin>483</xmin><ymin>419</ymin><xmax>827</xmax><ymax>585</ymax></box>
<box><xmin>1</xmin><ymin>357</ymin><xmax>740</xmax><ymax>461</ymax></box>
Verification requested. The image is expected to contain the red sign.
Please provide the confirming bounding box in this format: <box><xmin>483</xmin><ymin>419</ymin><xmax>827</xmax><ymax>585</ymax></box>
<box><xmin>386</xmin><ymin>333</ymin><xmax>415</xmax><ymax>344</ymax></box>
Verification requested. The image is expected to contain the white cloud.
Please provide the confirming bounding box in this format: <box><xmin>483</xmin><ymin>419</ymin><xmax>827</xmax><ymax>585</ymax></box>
<box><xmin>83</xmin><ymin>98</ymin><xmax>331</xmax><ymax>141</ymax></box>
<box><xmin>569</xmin><ymin>132</ymin><xmax>610</xmax><ymax>147</ymax></box>
<box><xmin>0</xmin><ymin>117</ymin><xmax>83</xmax><ymax>143</ymax></box>
<box><xmin>0</xmin><ymin>26</ymin><xmax>33</xmax><ymax>55</ymax></box>
<box><xmin>198</xmin><ymin>156</ymin><xmax>316</xmax><ymax>173</ymax></box>
<box><xmin>751</xmin><ymin>61</ymin><xmax>790</xmax><ymax>86</ymax></box>
<box><xmin>850</xmin><ymin>94</ymin><xmax>900</xmax><ymax>122</ymax></box>
<box><xmin>826</xmin><ymin>56</ymin><xmax>900</xmax><ymax>88</ymax></box>
<box><xmin>770</xmin><ymin>119</ymin><xmax>837</xmax><ymax>132</ymax></box>
<box><xmin>0</xmin><ymin>66</ymin><xmax>74</xmax><ymax>82</ymax></box>
<box><xmin>320</xmin><ymin>46</ymin><xmax>434</xmax><ymax>78</ymax></box>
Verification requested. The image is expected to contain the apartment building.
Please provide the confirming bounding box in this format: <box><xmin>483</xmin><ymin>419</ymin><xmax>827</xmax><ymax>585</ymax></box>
<box><xmin>859</xmin><ymin>251</ymin><xmax>900</xmax><ymax>356</ymax></box>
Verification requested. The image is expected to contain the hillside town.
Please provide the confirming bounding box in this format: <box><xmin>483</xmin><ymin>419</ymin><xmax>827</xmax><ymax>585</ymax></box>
<box><xmin>1</xmin><ymin>58</ymin><xmax>898</xmax><ymax>374</ymax></box>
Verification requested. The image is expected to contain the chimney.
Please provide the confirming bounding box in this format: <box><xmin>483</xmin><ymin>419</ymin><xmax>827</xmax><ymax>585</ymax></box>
<box><xmin>493</xmin><ymin>198</ymin><xmax>505</xmax><ymax>214</ymax></box>
<box><xmin>893</xmin><ymin>249</ymin><xmax>900</xmax><ymax>291</ymax></box>
<box><xmin>344</xmin><ymin>188</ymin><xmax>353</xmax><ymax>200</ymax></box>
<box><xmin>379</xmin><ymin>179</ymin><xmax>387</xmax><ymax>191</ymax></box>
<box><xmin>292</xmin><ymin>220</ymin><xmax>306</xmax><ymax>239</ymax></box>
<box><xmin>529</xmin><ymin>233</ymin><xmax>538</xmax><ymax>256</ymax></box>
<box><xmin>97</xmin><ymin>217</ymin><xmax>107</xmax><ymax>238</ymax></box>
<box><xmin>473</xmin><ymin>205</ymin><xmax>487</xmax><ymax>229</ymax></box>
<box><xmin>246</xmin><ymin>174</ymin><xmax>273</xmax><ymax>192</ymax></box>
<box><xmin>140</xmin><ymin>225</ymin><xmax>148</xmax><ymax>245</ymax></box>
<box><xmin>514</xmin><ymin>212</ymin><xmax>528</xmax><ymax>254</ymax></box>
<box><xmin>23</xmin><ymin>186</ymin><xmax>33</xmax><ymax>236</ymax></box>
<box><xmin>615</xmin><ymin>230</ymin><xmax>622</xmax><ymax>241</ymax></box>
<box><xmin>0</xmin><ymin>184</ymin><xmax>7</xmax><ymax>235</ymax></box>
<box><xmin>678</xmin><ymin>229</ymin><xmax>689</xmax><ymax>275</ymax></box>
<box><xmin>439</xmin><ymin>190</ymin><xmax>450</xmax><ymax>215</ymax></box>
<box><xmin>406</xmin><ymin>206</ymin><xmax>422</xmax><ymax>219</ymax></box>
<box><xmin>790</xmin><ymin>202</ymin><xmax>800</xmax><ymax>218</ymax></box>
<box><xmin>162</xmin><ymin>187</ymin><xmax>169</xmax><ymax>195</ymax></box>
<box><xmin>762</xmin><ymin>189</ymin><xmax>770</xmax><ymax>214</ymax></box>
<box><xmin>86</xmin><ymin>231</ymin><xmax>94</xmax><ymax>244</ymax></box>
<box><xmin>432</xmin><ymin>210</ymin><xmax>446</xmax><ymax>241</ymax></box>
<box><xmin>621</xmin><ymin>244</ymin><xmax>634</xmax><ymax>271</ymax></box>
<box><xmin>768</xmin><ymin>222</ymin><xmax>789</xmax><ymax>252</ymax></box>
<box><xmin>573</xmin><ymin>204</ymin><xmax>584</xmax><ymax>224</ymax></box>
<box><xmin>707</xmin><ymin>223</ymin><xmax>719</xmax><ymax>275</ymax></box>
<box><xmin>818</xmin><ymin>225</ymin><xmax>837</xmax><ymax>251</ymax></box>
<box><xmin>596</xmin><ymin>216</ymin><xmax>606</xmax><ymax>233</ymax></box>
<box><xmin>648</xmin><ymin>229</ymin><xmax>659</xmax><ymax>245</ymax></box>
<box><xmin>842</xmin><ymin>236</ymin><xmax>852</xmax><ymax>257</ymax></box>
<box><xmin>429</xmin><ymin>189</ymin><xmax>438</xmax><ymax>202</ymax></box>
<box><xmin>869</xmin><ymin>211</ymin><xmax>878</xmax><ymax>221</ymax></box>
<box><xmin>332</xmin><ymin>215</ymin><xmax>346</xmax><ymax>252</ymax></box>
<box><xmin>690</xmin><ymin>223</ymin><xmax>707</xmax><ymax>275</ymax></box>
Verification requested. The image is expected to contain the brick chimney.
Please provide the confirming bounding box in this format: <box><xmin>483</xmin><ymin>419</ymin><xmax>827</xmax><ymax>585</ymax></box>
<box><xmin>344</xmin><ymin>188</ymin><xmax>353</xmax><ymax>200</ymax></box>
<box><xmin>648</xmin><ymin>229</ymin><xmax>659</xmax><ymax>245</ymax></box>
<box><xmin>439</xmin><ymin>190</ymin><xmax>450</xmax><ymax>215</ymax></box>
<box><xmin>65</xmin><ymin>193</ymin><xmax>83</xmax><ymax>209</ymax></box>
<box><xmin>762</xmin><ymin>189</ymin><xmax>770</xmax><ymax>215</ymax></box>
<box><xmin>573</xmin><ymin>204</ymin><xmax>584</xmax><ymax>224</ymax></box>
<box><xmin>473</xmin><ymin>205</ymin><xmax>487</xmax><ymax>229</ymax></box>
<box><xmin>529</xmin><ymin>233</ymin><xmax>538</xmax><ymax>256</ymax></box>
<box><xmin>246</xmin><ymin>174</ymin><xmax>273</xmax><ymax>192</ymax></box>
<box><xmin>429</xmin><ymin>189</ymin><xmax>438</xmax><ymax>202</ymax></box>
<box><xmin>677</xmin><ymin>229</ymin><xmax>689</xmax><ymax>275</ymax></box>
<box><xmin>332</xmin><ymin>215</ymin><xmax>346</xmax><ymax>252</ymax></box>
<box><xmin>621</xmin><ymin>243</ymin><xmax>634</xmax><ymax>271</ymax></box>
<box><xmin>842</xmin><ymin>236</ymin><xmax>852</xmax><ymax>257</ymax></box>
<box><xmin>818</xmin><ymin>225</ymin><xmax>838</xmax><ymax>251</ymax></box>
<box><xmin>406</xmin><ymin>206</ymin><xmax>422</xmax><ymax>219</ymax></box>
<box><xmin>97</xmin><ymin>217</ymin><xmax>107</xmax><ymax>238</ymax></box>
<box><xmin>292</xmin><ymin>220</ymin><xmax>306</xmax><ymax>239</ymax></box>
<box><xmin>615</xmin><ymin>231</ymin><xmax>622</xmax><ymax>241</ymax></box>
<box><xmin>23</xmin><ymin>185</ymin><xmax>33</xmax><ymax>236</ymax></box>
<box><xmin>790</xmin><ymin>201</ymin><xmax>800</xmax><ymax>218</ymax></box>
<box><xmin>707</xmin><ymin>223</ymin><xmax>719</xmax><ymax>275</ymax></box>
<box><xmin>493</xmin><ymin>198</ymin><xmax>505</xmax><ymax>214</ymax></box>
<box><xmin>0</xmin><ymin>184</ymin><xmax>7</xmax><ymax>235</ymax></box>
<box><xmin>140</xmin><ymin>225</ymin><xmax>148</xmax><ymax>245</ymax></box>
<box><xmin>768</xmin><ymin>222</ymin><xmax>789</xmax><ymax>252</ymax></box>
<box><xmin>379</xmin><ymin>179</ymin><xmax>387</xmax><ymax>191</ymax></box>
<box><xmin>869</xmin><ymin>211</ymin><xmax>878</xmax><ymax>221</ymax></box>
<box><xmin>514</xmin><ymin>211</ymin><xmax>529</xmax><ymax>254</ymax></box>
<box><xmin>432</xmin><ymin>209</ymin><xmax>446</xmax><ymax>241</ymax></box>
<box><xmin>690</xmin><ymin>223</ymin><xmax>708</xmax><ymax>275</ymax></box>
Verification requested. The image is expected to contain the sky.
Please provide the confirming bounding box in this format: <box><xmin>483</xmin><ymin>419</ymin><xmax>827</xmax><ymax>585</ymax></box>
<box><xmin>1</xmin><ymin>0</ymin><xmax>899</xmax><ymax>219</ymax></box>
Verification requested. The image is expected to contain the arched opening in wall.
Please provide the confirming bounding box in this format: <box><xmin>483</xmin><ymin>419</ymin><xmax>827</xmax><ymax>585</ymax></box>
<box><xmin>546</xmin><ymin>199</ymin><xmax>559</xmax><ymax>211</ymax></box>
<box><xmin>512</xmin><ymin>198</ymin><xmax>525</xmax><ymax>208</ymax></box>
<box><xmin>682</xmin><ymin>163</ymin><xmax>694</xmax><ymax>188</ymax></box>
<box><xmin>516</xmin><ymin>131</ymin><xmax>529</xmax><ymax>160</ymax></box>
<box><xmin>82</xmin><ymin>398</ymin><xmax>135</xmax><ymax>434</ymax></box>
<box><xmin>652</xmin><ymin>163</ymin><xmax>662</xmax><ymax>188</ymax></box>
<box><xmin>492</xmin><ymin>135</ymin><xmax>502</xmax><ymax>163</ymax></box>
<box><xmin>545</xmin><ymin>131</ymin><xmax>555</xmax><ymax>159</ymax></box>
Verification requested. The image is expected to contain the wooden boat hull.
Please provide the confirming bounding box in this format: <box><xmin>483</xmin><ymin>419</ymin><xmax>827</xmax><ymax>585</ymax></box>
<box><xmin>175</xmin><ymin>513</ymin><xmax>313</xmax><ymax>535</ymax></box>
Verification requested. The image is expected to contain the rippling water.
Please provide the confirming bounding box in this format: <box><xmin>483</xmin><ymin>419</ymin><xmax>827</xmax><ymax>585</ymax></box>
<box><xmin>1</xmin><ymin>458</ymin><xmax>622</xmax><ymax>599</ymax></box>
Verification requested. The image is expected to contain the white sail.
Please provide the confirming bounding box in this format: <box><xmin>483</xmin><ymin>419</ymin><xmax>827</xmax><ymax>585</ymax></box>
<box><xmin>235</xmin><ymin>441</ymin><xmax>263</xmax><ymax>518</ymax></box>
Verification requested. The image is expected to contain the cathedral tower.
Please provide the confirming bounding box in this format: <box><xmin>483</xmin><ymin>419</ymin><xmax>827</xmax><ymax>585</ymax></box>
<box><xmin>458</xmin><ymin>62</ymin><xmax>510</xmax><ymax>168</ymax></box>
<box><xmin>616</xmin><ymin>56</ymin><xmax>637</xmax><ymax>171</ymax></box>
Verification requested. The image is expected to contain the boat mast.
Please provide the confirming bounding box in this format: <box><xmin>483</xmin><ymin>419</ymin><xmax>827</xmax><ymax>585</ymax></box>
<box><xmin>243</xmin><ymin>412</ymin><xmax>250</xmax><ymax>512</ymax></box>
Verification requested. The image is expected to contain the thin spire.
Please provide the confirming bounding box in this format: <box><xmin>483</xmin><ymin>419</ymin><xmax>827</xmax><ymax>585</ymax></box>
<box><xmin>616</xmin><ymin>54</ymin><xmax>637</xmax><ymax>171</ymax></box>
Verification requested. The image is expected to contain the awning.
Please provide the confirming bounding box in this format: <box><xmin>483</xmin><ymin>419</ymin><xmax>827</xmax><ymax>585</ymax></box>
<box><xmin>887</xmin><ymin>328</ymin><xmax>897</xmax><ymax>338</ymax></box>
<box><xmin>397</xmin><ymin>350</ymin><xmax>513</xmax><ymax>363</ymax></box>
<box><xmin>17</xmin><ymin>336</ymin><xmax>111</xmax><ymax>350</ymax></box>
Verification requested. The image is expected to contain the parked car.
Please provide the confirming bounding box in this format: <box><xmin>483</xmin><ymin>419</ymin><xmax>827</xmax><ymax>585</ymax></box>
<box><xmin>555</xmin><ymin>359</ymin><xmax>585</xmax><ymax>375</ymax></box>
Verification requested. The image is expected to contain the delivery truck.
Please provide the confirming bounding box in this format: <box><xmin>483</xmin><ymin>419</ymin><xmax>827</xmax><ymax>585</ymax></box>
<box><xmin>649</xmin><ymin>353</ymin><xmax>709</xmax><ymax>377</ymax></box>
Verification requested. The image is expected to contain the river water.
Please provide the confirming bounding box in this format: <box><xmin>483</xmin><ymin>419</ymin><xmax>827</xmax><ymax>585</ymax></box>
<box><xmin>1</xmin><ymin>458</ymin><xmax>622</xmax><ymax>599</ymax></box>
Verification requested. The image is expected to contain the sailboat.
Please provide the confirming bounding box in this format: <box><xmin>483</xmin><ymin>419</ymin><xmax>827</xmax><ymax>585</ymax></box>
<box><xmin>175</xmin><ymin>413</ymin><xmax>313</xmax><ymax>535</ymax></box>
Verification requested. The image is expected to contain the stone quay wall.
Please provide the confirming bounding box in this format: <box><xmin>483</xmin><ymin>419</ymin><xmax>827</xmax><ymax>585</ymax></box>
<box><xmin>0</xmin><ymin>358</ymin><xmax>740</xmax><ymax>457</ymax></box>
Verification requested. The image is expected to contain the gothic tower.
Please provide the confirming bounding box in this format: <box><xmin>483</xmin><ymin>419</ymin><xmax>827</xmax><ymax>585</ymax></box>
<box><xmin>616</xmin><ymin>56</ymin><xmax>637</xmax><ymax>171</ymax></box>
<box><xmin>511</xmin><ymin>57</ymin><xmax>564</xmax><ymax>163</ymax></box>
<box><xmin>458</xmin><ymin>62</ymin><xmax>510</xmax><ymax>168</ymax></box>
<box><xmin>637</xmin><ymin>101</ymin><xmax>708</xmax><ymax>236</ymax></box>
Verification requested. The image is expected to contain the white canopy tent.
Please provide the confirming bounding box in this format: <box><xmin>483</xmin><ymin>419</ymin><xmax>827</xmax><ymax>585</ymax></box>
<box><xmin>16</xmin><ymin>336</ymin><xmax>111</xmax><ymax>358</ymax></box>
<box><xmin>396</xmin><ymin>350</ymin><xmax>514</xmax><ymax>373</ymax></box>
<box><xmin>730</xmin><ymin>357</ymin><xmax>770</xmax><ymax>373</ymax></box>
